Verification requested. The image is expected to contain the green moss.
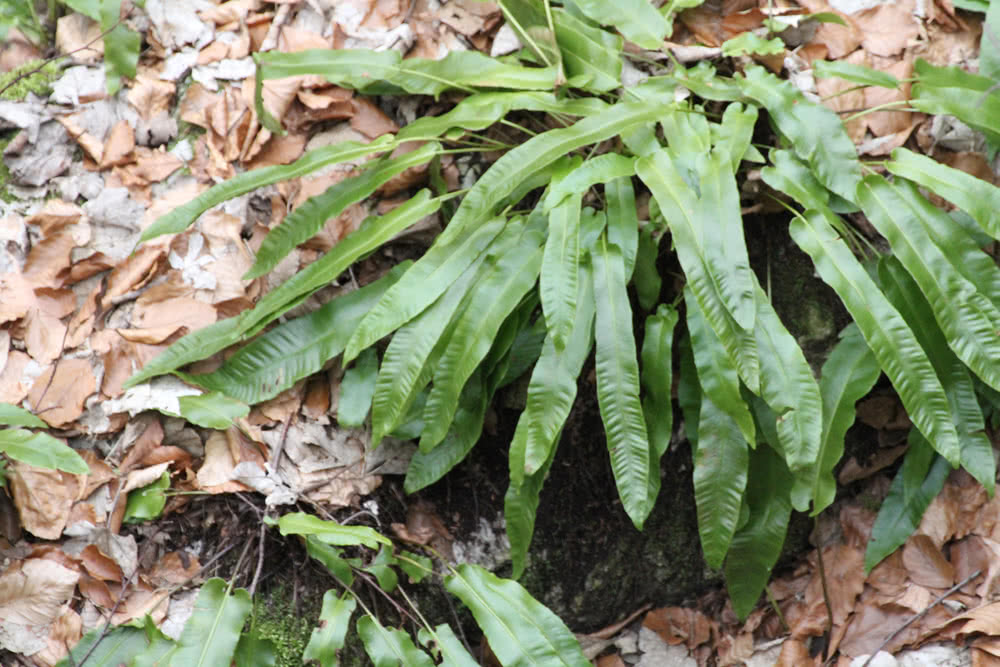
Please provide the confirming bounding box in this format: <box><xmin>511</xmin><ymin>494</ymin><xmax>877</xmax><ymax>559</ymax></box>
<box><xmin>0</xmin><ymin>59</ymin><xmax>61</xmax><ymax>101</ymax></box>
<box><xmin>251</xmin><ymin>584</ymin><xmax>322</xmax><ymax>667</ymax></box>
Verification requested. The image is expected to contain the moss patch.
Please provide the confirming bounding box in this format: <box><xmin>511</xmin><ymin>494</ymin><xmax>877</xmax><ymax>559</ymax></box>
<box><xmin>251</xmin><ymin>583</ymin><xmax>321</xmax><ymax>667</ymax></box>
<box><xmin>0</xmin><ymin>59</ymin><xmax>61</xmax><ymax>101</ymax></box>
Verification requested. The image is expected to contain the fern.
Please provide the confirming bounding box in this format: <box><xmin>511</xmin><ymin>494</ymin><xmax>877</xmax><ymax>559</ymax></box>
<box><xmin>121</xmin><ymin>0</ymin><xmax>1000</xmax><ymax>624</ymax></box>
<box><xmin>59</xmin><ymin>514</ymin><xmax>591</xmax><ymax>667</ymax></box>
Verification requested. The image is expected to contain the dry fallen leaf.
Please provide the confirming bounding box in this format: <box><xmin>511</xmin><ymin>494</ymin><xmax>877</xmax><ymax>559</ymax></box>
<box><xmin>0</xmin><ymin>557</ymin><xmax>80</xmax><ymax>626</ymax></box>
<box><xmin>9</xmin><ymin>463</ymin><xmax>82</xmax><ymax>539</ymax></box>
<box><xmin>28</xmin><ymin>358</ymin><xmax>97</xmax><ymax>427</ymax></box>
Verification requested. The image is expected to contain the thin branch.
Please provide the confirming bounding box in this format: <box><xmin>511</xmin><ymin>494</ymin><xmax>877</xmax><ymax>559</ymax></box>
<box><xmin>860</xmin><ymin>569</ymin><xmax>982</xmax><ymax>667</ymax></box>
<box><xmin>0</xmin><ymin>14</ymin><xmax>129</xmax><ymax>99</ymax></box>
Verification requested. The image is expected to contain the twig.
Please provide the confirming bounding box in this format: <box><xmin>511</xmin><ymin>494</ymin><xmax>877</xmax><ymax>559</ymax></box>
<box><xmin>72</xmin><ymin>545</ymin><xmax>146</xmax><ymax>667</ymax></box>
<box><xmin>860</xmin><ymin>568</ymin><xmax>982</xmax><ymax>667</ymax></box>
<box><xmin>247</xmin><ymin>520</ymin><xmax>266</xmax><ymax>597</ymax></box>
<box><xmin>267</xmin><ymin>392</ymin><xmax>303</xmax><ymax>476</ymax></box>
<box><xmin>0</xmin><ymin>15</ymin><xmax>129</xmax><ymax>99</ymax></box>
<box><xmin>814</xmin><ymin>542</ymin><xmax>835</xmax><ymax>659</ymax></box>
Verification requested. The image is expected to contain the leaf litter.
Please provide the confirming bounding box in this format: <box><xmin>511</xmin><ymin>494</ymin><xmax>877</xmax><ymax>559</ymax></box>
<box><xmin>0</xmin><ymin>0</ymin><xmax>998</xmax><ymax>664</ymax></box>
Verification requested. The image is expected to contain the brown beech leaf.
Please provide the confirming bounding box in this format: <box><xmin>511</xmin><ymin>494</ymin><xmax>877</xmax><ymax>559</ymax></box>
<box><xmin>903</xmin><ymin>533</ymin><xmax>955</xmax><ymax>589</ymax></box>
<box><xmin>643</xmin><ymin>606</ymin><xmax>714</xmax><ymax>649</ymax></box>
<box><xmin>0</xmin><ymin>558</ymin><xmax>80</xmax><ymax>625</ymax></box>
<box><xmin>28</xmin><ymin>358</ymin><xmax>97</xmax><ymax>427</ymax></box>
<box><xmin>9</xmin><ymin>463</ymin><xmax>82</xmax><ymax>539</ymax></box>
<box><xmin>79</xmin><ymin>544</ymin><xmax>123</xmax><ymax>582</ymax></box>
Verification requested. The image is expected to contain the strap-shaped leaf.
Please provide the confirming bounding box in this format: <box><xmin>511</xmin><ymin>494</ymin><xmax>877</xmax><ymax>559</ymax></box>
<box><xmin>698</xmin><ymin>150</ymin><xmax>756</xmax><ymax>330</ymax></box>
<box><xmin>139</xmin><ymin>137</ymin><xmax>394</xmax><ymax>242</ymax></box>
<box><xmin>750</xmin><ymin>280</ymin><xmax>822</xmax><ymax>512</ymax></box>
<box><xmin>553</xmin><ymin>7</ymin><xmax>623</xmax><ymax>92</ymax></box>
<box><xmin>887</xmin><ymin>147</ymin><xmax>1000</xmax><ymax>242</ymax></box>
<box><xmin>372</xmin><ymin>255</ymin><xmax>489</xmax><ymax>446</ymax></box>
<box><xmin>677</xmin><ymin>334</ymin><xmax>702</xmax><ymax>447</ymax></box>
<box><xmin>444</xmin><ymin>564</ymin><xmax>590</xmax><ymax>667</ymax></box>
<box><xmin>420</xmin><ymin>228</ymin><xmax>545</xmax><ymax>450</ymax></box>
<box><xmin>605</xmin><ymin>176</ymin><xmax>639</xmax><ymax>280</ymax></box>
<box><xmin>724</xmin><ymin>446</ymin><xmax>792</xmax><ymax>620</ymax></box>
<box><xmin>59</xmin><ymin>622</ymin><xmax>166</xmax><ymax>667</ymax></box>
<box><xmin>593</xmin><ymin>239</ymin><xmax>652</xmax><ymax>528</ymax></box>
<box><xmin>632</xmin><ymin>225</ymin><xmax>661</xmax><ymax>311</ymax></box>
<box><xmin>660</xmin><ymin>106</ymin><xmax>711</xmax><ymax>164</ymax></box>
<box><xmin>738</xmin><ymin>65</ymin><xmax>861</xmax><ymax>203</ymax></box>
<box><xmin>540</xmin><ymin>193</ymin><xmax>582</xmax><ymax>350</ymax></box>
<box><xmin>177</xmin><ymin>264</ymin><xmax>405</xmax><ymax>404</ymax></box>
<box><xmin>506</xmin><ymin>447</ymin><xmax>556</xmax><ymax>579</ymax></box>
<box><xmin>305</xmin><ymin>537</ymin><xmax>356</xmax><ymax>586</ymax></box>
<box><xmin>0</xmin><ymin>429</ymin><xmax>89</xmax><ymax>474</ymax></box>
<box><xmin>357</xmin><ymin>615</ymin><xmax>434</xmax><ymax>667</ymax></box>
<box><xmin>713</xmin><ymin>103</ymin><xmax>759</xmax><ymax>172</ymax></box>
<box><xmin>246</xmin><ymin>142</ymin><xmax>440</xmax><ymax>279</ymax></box>
<box><xmin>406</xmin><ymin>303</ymin><xmax>541</xmax><ymax>491</ymax></box>
<box><xmin>169</xmin><ymin>579</ymin><xmax>251</xmax><ymax>667</ymax></box>
<box><xmin>568</xmin><ymin>0</ymin><xmax>671</xmax><ymax>49</ymax></box>
<box><xmin>272</xmin><ymin>512</ymin><xmax>391</xmax><ymax>548</ymax></box>
<box><xmin>420</xmin><ymin>625</ymin><xmax>478</xmax><ymax>667</ymax></box>
<box><xmin>810</xmin><ymin>323</ymin><xmax>880</xmax><ymax>516</ymax></box>
<box><xmin>344</xmin><ymin>217</ymin><xmax>507</xmax><ymax>363</ymax></box>
<box><xmin>338</xmin><ymin>348</ymin><xmax>379</xmax><ymax>427</ymax></box>
<box><xmin>255</xmin><ymin>48</ymin><xmax>558</xmax><ymax>98</ymax></box>
<box><xmin>693</xmin><ymin>392</ymin><xmax>749</xmax><ymax>570</ymax></box>
<box><xmin>175</xmin><ymin>392</ymin><xmax>249</xmax><ymax>429</ymax></box>
<box><xmin>496</xmin><ymin>0</ymin><xmax>562</xmax><ymax>73</ymax></box>
<box><xmin>788</xmin><ymin>210</ymin><xmax>960</xmax><ymax>465</ymax></box>
<box><xmin>397</xmin><ymin>92</ymin><xmax>607</xmax><ymax>142</ymax></box>
<box><xmin>880</xmin><ymin>178</ymin><xmax>1000</xmax><ymax>305</ymax></box>
<box><xmin>637</xmin><ymin>148</ymin><xmax>760</xmax><ymax>391</ymax></box>
<box><xmin>812</xmin><ymin>60</ymin><xmax>900</xmax><ymax>88</ymax></box>
<box><xmin>684</xmin><ymin>289</ymin><xmax>756</xmax><ymax>447</ymax></box>
<box><xmin>858</xmin><ymin>174</ymin><xmax>1000</xmax><ymax>392</ymax></box>
<box><xmin>232</xmin><ymin>627</ymin><xmax>276</xmax><ymax>667</ymax></box>
<box><xmin>126</xmin><ymin>192</ymin><xmax>440</xmax><ymax>388</ymax></box>
<box><xmin>511</xmin><ymin>260</ymin><xmax>596</xmax><ymax>483</ymax></box>
<box><xmin>439</xmin><ymin>102</ymin><xmax>666</xmax><ymax>246</ymax></box>
<box><xmin>879</xmin><ymin>256</ymin><xmax>995</xmax><ymax>494</ymax></box>
<box><xmin>404</xmin><ymin>370</ymin><xmax>489</xmax><ymax>493</ymax></box>
<box><xmin>0</xmin><ymin>403</ymin><xmax>47</xmax><ymax>427</ymax></box>
<box><xmin>910</xmin><ymin>60</ymin><xmax>1000</xmax><ymax>145</ymax></box>
<box><xmin>864</xmin><ymin>430</ymin><xmax>950</xmax><ymax>572</ymax></box>
<box><xmin>542</xmin><ymin>154</ymin><xmax>636</xmax><ymax>211</ymax></box>
<box><xmin>641</xmin><ymin>304</ymin><xmax>678</xmax><ymax>506</ymax></box>
<box><xmin>510</xmin><ymin>262</ymin><xmax>594</xmax><ymax>486</ymax></box>
<box><xmin>303</xmin><ymin>591</ymin><xmax>355</xmax><ymax>667</ymax></box>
